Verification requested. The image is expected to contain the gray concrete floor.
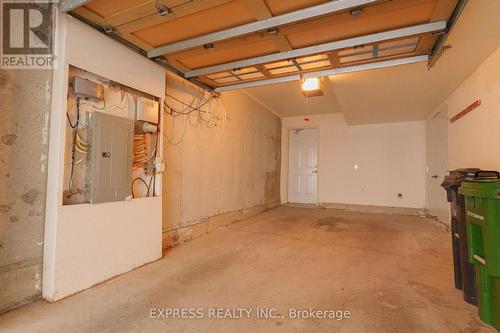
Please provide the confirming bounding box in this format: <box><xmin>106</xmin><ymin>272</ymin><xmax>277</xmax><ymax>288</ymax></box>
<box><xmin>0</xmin><ymin>207</ymin><xmax>495</xmax><ymax>333</ymax></box>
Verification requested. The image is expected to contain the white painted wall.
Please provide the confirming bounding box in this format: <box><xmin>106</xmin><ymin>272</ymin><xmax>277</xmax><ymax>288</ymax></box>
<box><xmin>43</xmin><ymin>15</ymin><xmax>164</xmax><ymax>301</ymax></box>
<box><xmin>281</xmin><ymin>114</ymin><xmax>426</xmax><ymax>208</ymax></box>
<box><xmin>425</xmin><ymin>47</ymin><xmax>500</xmax><ymax>224</ymax></box>
<box><xmin>446</xmin><ymin>47</ymin><xmax>500</xmax><ymax>170</ymax></box>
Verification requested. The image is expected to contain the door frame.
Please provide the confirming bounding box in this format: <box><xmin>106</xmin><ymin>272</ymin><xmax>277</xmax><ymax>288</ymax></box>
<box><xmin>425</xmin><ymin>108</ymin><xmax>449</xmax><ymax>223</ymax></box>
<box><xmin>285</xmin><ymin>126</ymin><xmax>320</xmax><ymax>205</ymax></box>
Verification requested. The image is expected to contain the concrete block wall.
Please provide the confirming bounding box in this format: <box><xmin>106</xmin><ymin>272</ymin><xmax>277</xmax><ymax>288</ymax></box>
<box><xmin>162</xmin><ymin>74</ymin><xmax>281</xmax><ymax>248</ymax></box>
<box><xmin>0</xmin><ymin>69</ymin><xmax>52</xmax><ymax>313</ymax></box>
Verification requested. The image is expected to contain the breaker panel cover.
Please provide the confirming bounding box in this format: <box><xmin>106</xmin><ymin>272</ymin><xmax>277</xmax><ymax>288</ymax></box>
<box><xmin>87</xmin><ymin>112</ymin><xmax>133</xmax><ymax>204</ymax></box>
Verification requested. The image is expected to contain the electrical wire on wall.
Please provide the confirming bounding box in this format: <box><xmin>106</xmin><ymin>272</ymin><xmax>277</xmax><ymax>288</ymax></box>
<box><xmin>65</xmin><ymin>68</ymin><xmax>163</xmax><ymax>205</ymax></box>
<box><xmin>163</xmin><ymin>91</ymin><xmax>227</xmax><ymax>146</ymax></box>
<box><xmin>81</xmin><ymin>85</ymin><xmax>128</xmax><ymax>111</ymax></box>
<box><xmin>132</xmin><ymin>177</ymin><xmax>151</xmax><ymax>198</ymax></box>
<box><xmin>132</xmin><ymin>130</ymin><xmax>159</xmax><ymax>199</ymax></box>
<box><xmin>67</xmin><ymin>97</ymin><xmax>86</xmax><ymax>196</ymax></box>
<box><xmin>133</xmin><ymin>134</ymin><xmax>148</xmax><ymax>168</ymax></box>
<box><xmin>164</xmin><ymin>93</ymin><xmax>212</xmax><ymax>117</ymax></box>
<box><xmin>151</xmin><ymin>130</ymin><xmax>160</xmax><ymax>197</ymax></box>
<box><xmin>66</xmin><ymin>76</ymin><xmax>137</xmax><ymax>201</ymax></box>
<box><xmin>81</xmin><ymin>79</ymin><xmax>159</xmax><ymax>200</ymax></box>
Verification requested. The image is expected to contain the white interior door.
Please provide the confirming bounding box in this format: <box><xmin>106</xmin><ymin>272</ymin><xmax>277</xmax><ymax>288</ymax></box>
<box><xmin>426</xmin><ymin>110</ymin><xmax>449</xmax><ymax>223</ymax></box>
<box><xmin>288</xmin><ymin>128</ymin><xmax>318</xmax><ymax>204</ymax></box>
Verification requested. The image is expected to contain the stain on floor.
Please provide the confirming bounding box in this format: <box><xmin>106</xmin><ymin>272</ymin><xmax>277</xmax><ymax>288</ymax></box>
<box><xmin>1</xmin><ymin>134</ymin><xmax>17</xmax><ymax>146</ymax></box>
<box><xmin>311</xmin><ymin>216</ymin><xmax>351</xmax><ymax>231</ymax></box>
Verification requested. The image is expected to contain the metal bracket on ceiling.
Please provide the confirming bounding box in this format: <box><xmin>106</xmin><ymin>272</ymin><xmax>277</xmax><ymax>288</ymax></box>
<box><xmin>429</xmin><ymin>45</ymin><xmax>452</xmax><ymax>67</ymax></box>
<box><xmin>291</xmin><ymin>59</ymin><xmax>303</xmax><ymax>71</ymax></box>
<box><xmin>428</xmin><ymin>0</ymin><xmax>468</xmax><ymax>69</ymax></box>
<box><xmin>265</xmin><ymin>28</ymin><xmax>280</xmax><ymax>36</ymax></box>
<box><xmin>155</xmin><ymin>3</ymin><xmax>174</xmax><ymax>18</ymax></box>
<box><xmin>372</xmin><ymin>44</ymin><xmax>379</xmax><ymax>58</ymax></box>
<box><xmin>350</xmin><ymin>7</ymin><xmax>363</xmax><ymax>16</ymax></box>
<box><xmin>203</xmin><ymin>43</ymin><xmax>215</xmax><ymax>51</ymax></box>
<box><xmin>100</xmin><ymin>24</ymin><xmax>119</xmax><ymax>35</ymax></box>
<box><xmin>432</xmin><ymin>31</ymin><xmax>446</xmax><ymax>37</ymax></box>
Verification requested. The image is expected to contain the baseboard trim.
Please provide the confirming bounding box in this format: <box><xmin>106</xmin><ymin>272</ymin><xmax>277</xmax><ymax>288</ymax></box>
<box><xmin>162</xmin><ymin>201</ymin><xmax>280</xmax><ymax>249</ymax></box>
<box><xmin>283</xmin><ymin>202</ymin><xmax>322</xmax><ymax>209</ymax></box>
<box><xmin>319</xmin><ymin>202</ymin><xmax>427</xmax><ymax>216</ymax></box>
<box><xmin>425</xmin><ymin>214</ymin><xmax>451</xmax><ymax>232</ymax></box>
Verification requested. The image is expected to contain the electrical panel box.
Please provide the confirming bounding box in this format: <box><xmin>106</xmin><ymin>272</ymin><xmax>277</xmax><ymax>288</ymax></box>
<box><xmin>73</xmin><ymin>77</ymin><xmax>102</xmax><ymax>100</ymax></box>
<box><xmin>136</xmin><ymin>97</ymin><xmax>159</xmax><ymax>124</ymax></box>
<box><xmin>87</xmin><ymin>112</ymin><xmax>133</xmax><ymax>204</ymax></box>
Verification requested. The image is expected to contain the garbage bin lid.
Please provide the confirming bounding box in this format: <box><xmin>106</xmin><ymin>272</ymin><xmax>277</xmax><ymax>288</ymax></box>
<box><xmin>443</xmin><ymin>169</ymin><xmax>499</xmax><ymax>191</ymax></box>
<box><xmin>441</xmin><ymin>169</ymin><xmax>480</xmax><ymax>189</ymax></box>
<box><xmin>450</xmin><ymin>168</ymin><xmax>481</xmax><ymax>177</ymax></box>
<box><xmin>459</xmin><ymin>179</ymin><xmax>500</xmax><ymax>198</ymax></box>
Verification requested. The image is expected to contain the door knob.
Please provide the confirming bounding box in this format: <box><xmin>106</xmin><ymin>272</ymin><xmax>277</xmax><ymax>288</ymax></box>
<box><xmin>431</xmin><ymin>175</ymin><xmax>438</xmax><ymax>178</ymax></box>
<box><xmin>312</xmin><ymin>170</ymin><xmax>318</xmax><ymax>174</ymax></box>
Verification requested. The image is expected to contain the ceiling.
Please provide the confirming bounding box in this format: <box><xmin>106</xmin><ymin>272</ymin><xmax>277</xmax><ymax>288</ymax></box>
<box><xmin>68</xmin><ymin>0</ymin><xmax>456</xmax><ymax>91</ymax></box>
<box><xmin>64</xmin><ymin>0</ymin><xmax>500</xmax><ymax>124</ymax></box>
<box><xmin>243</xmin><ymin>78</ymin><xmax>343</xmax><ymax>117</ymax></box>
<box><xmin>246</xmin><ymin>0</ymin><xmax>500</xmax><ymax>123</ymax></box>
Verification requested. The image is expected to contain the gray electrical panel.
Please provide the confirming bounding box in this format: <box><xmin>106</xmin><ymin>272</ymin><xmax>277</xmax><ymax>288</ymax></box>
<box><xmin>86</xmin><ymin>112</ymin><xmax>133</xmax><ymax>204</ymax></box>
<box><xmin>73</xmin><ymin>77</ymin><xmax>102</xmax><ymax>100</ymax></box>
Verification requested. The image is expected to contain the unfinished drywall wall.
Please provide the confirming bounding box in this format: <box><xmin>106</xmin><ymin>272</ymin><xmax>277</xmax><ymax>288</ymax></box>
<box><xmin>281</xmin><ymin>114</ymin><xmax>426</xmax><ymax>210</ymax></box>
<box><xmin>163</xmin><ymin>74</ymin><xmax>281</xmax><ymax>247</ymax></box>
<box><xmin>0</xmin><ymin>69</ymin><xmax>52</xmax><ymax>313</ymax></box>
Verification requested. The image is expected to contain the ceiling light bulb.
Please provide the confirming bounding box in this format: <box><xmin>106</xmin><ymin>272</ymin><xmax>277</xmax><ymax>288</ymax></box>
<box><xmin>301</xmin><ymin>77</ymin><xmax>320</xmax><ymax>91</ymax></box>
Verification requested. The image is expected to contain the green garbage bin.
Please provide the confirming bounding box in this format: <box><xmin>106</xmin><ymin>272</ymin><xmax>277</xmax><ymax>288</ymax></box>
<box><xmin>441</xmin><ymin>168</ymin><xmax>480</xmax><ymax>305</ymax></box>
<box><xmin>459</xmin><ymin>172</ymin><xmax>500</xmax><ymax>331</ymax></box>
